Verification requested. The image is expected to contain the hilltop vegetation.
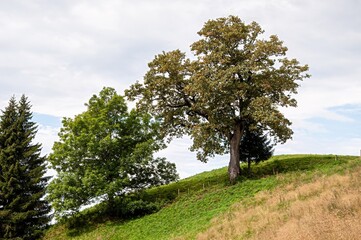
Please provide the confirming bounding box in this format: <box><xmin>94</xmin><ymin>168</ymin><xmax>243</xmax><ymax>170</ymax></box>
<box><xmin>44</xmin><ymin>154</ymin><xmax>361</xmax><ymax>239</ymax></box>
<box><xmin>44</xmin><ymin>15</ymin><xmax>310</xmax><ymax>239</ymax></box>
<box><xmin>126</xmin><ymin>15</ymin><xmax>309</xmax><ymax>183</ymax></box>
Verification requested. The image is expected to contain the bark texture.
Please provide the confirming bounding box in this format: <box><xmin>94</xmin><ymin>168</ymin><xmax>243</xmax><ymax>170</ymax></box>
<box><xmin>228</xmin><ymin>123</ymin><xmax>243</xmax><ymax>183</ymax></box>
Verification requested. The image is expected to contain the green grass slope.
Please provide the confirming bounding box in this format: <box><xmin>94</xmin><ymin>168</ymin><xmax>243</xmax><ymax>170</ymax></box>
<box><xmin>44</xmin><ymin>154</ymin><xmax>360</xmax><ymax>240</ymax></box>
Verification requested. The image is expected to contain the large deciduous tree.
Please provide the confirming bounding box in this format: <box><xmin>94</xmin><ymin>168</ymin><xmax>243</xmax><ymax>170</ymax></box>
<box><xmin>0</xmin><ymin>96</ymin><xmax>50</xmax><ymax>240</ymax></box>
<box><xmin>47</xmin><ymin>87</ymin><xmax>178</xmax><ymax>218</ymax></box>
<box><xmin>126</xmin><ymin>16</ymin><xmax>309</xmax><ymax>183</ymax></box>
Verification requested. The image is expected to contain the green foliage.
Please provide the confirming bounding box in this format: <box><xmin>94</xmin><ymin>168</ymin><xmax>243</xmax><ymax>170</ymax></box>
<box><xmin>47</xmin><ymin>87</ymin><xmax>178</xmax><ymax>219</ymax></box>
<box><xmin>0</xmin><ymin>95</ymin><xmax>50</xmax><ymax>239</ymax></box>
<box><xmin>239</xmin><ymin>127</ymin><xmax>274</xmax><ymax>173</ymax></box>
<box><xmin>44</xmin><ymin>155</ymin><xmax>359</xmax><ymax>240</ymax></box>
<box><xmin>125</xmin><ymin>15</ymin><xmax>309</xmax><ymax>182</ymax></box>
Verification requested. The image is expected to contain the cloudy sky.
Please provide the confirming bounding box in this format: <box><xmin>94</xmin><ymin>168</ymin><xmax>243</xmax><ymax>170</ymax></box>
<box><xmin>1</xmin><ymin>0</ymin><xmax>360</xmax><ymax>178</ymax></box>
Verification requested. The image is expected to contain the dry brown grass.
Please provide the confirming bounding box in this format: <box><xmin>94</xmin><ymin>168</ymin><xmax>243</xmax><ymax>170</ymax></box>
<box><xmin>196</xmin><ymin>167</ymin><xmax>361</xmax><ymax>240</ymax></box>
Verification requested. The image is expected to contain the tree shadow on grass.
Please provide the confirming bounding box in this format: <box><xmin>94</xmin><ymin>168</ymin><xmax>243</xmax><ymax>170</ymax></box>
<box><xmin>62</xmin><ymin>196</ymin><xmax>166</xmax><ymax>237</ymax></box>
<box><xmin>241</xmin><ymin>154</ymin><xmax>356</xmax><ymax>181</ymax></box>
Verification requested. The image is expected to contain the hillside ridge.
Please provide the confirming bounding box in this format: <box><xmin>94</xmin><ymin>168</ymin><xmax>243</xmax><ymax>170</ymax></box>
<box><xmin>44</xmin><ymin>154</ymin><xmax>360</xmax><ymax>240</ymax></box>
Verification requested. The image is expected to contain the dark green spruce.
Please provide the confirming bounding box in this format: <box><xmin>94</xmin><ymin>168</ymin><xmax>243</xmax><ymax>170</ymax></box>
<box><xmin>239</xmin><ymin>127</ymin><xmax>274</xmax><ymax>175</ymax></box>
<box><xmin>0</xmin><ymin>95</ymin><xmax>50</xmax><ymax>240</ymax></box>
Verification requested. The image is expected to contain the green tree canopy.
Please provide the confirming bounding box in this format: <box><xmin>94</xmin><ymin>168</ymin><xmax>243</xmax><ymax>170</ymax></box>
<box><xmin>0</xmin><ymin>95</ymin><xmax>50</xmax><ymax>239</ymax></box>
<box><xmin>47</xmin><ymin>87</ymin><xmax>178</xmax><ymax>218</ymax></box>
<box><xmin>126</xmin><ymin>16</ymin><xmax>309</xmax><ymax>183</ymax></box>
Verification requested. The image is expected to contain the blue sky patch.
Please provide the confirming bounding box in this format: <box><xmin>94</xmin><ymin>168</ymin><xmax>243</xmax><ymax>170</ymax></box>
<box><xmin>306</xmin><ymin>104</ymin><xmax>361</xmax><ymax>139</ymax></box>
<box><xmin>33</xmin><ymin>113</ymin><xmax>62</xmax><ymax>128</ymax></box>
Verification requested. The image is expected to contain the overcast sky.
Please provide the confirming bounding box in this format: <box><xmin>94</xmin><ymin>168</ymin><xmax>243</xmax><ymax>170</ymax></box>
<box><xmin>1</xmin><ymin>0</ymin><xmax>360</xmax><ymax>178</ymax></box>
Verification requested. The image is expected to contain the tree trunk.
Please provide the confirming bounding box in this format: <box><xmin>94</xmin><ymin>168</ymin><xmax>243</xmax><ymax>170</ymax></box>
<box><xmin>228</xmin><ymin>122</ymin><xmax>243</xmax><ymax>184</ymax></box>
<box><xmin>107</xmin><ymin>193</ymin><xmax>116</xmax><ymax>217</ymax></box>
<box><xmin>247</xmin><ymin>158</ymin><xmax>251</xmax><ymax>176</ymax></box>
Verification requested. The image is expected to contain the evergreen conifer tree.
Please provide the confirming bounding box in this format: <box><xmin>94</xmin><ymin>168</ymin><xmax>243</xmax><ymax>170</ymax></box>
<box><xmin>0</xmin><ymin>95</ymin><xmax>50</xmax><ymax>240</ymax></box>
<box><xmin>239</xmin><ymin>127</ymin><xmax>274</xmax><ymax>175</ymax></box>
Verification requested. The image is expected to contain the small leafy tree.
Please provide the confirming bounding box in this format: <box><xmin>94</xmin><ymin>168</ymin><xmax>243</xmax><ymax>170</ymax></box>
<box><xmin>0</xmin><ymin>96</ymin><xmax>50</xmax><ymax>240</ymax></box>
<box><xmin>47</xmin><ymin>87</ymin><xmax>178</xmax><ymax>219</ymax></box>
<box><xmin>239</xmin><ymin>126</ymin><xmax>274</xmax><ymax>175</ymax></box>
<box><xmin>126</xmin><ymin>16</ymin><xmax>309</xmax><ymax>183</ymax></box>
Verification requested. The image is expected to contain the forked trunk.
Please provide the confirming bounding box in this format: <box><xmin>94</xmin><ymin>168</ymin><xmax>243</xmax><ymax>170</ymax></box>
<box><xmin>228</xmin><ymin>122</ymin><xmax>243</xmax><ymax>184</ymax></box>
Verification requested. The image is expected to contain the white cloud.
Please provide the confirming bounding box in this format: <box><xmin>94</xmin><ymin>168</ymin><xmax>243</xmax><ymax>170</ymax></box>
<box><xmin>34</xmin><ymin>124</ymin><xmax>60</xmax><ymax>155</ymax></box>
<box><xmin>276</xmin><ymin>135</ymin><xmax>361</xmax><ymax>157</ymax></box>
<box><xmin>156</xmin><ymin>136</ymin><xmax>229</xmax><ymax>178</ymax></box>
<box><xmin>1</xmin><ymin>0</ymin><xmax>360</xmax><ymax>177</ymax></box>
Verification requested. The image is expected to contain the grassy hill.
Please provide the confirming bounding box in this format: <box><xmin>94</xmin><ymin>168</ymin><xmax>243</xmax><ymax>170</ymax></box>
<box><xmin>44</xmin><ymin>154</ymin><xmax>361</xmax><ymax>240</ymax></box>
